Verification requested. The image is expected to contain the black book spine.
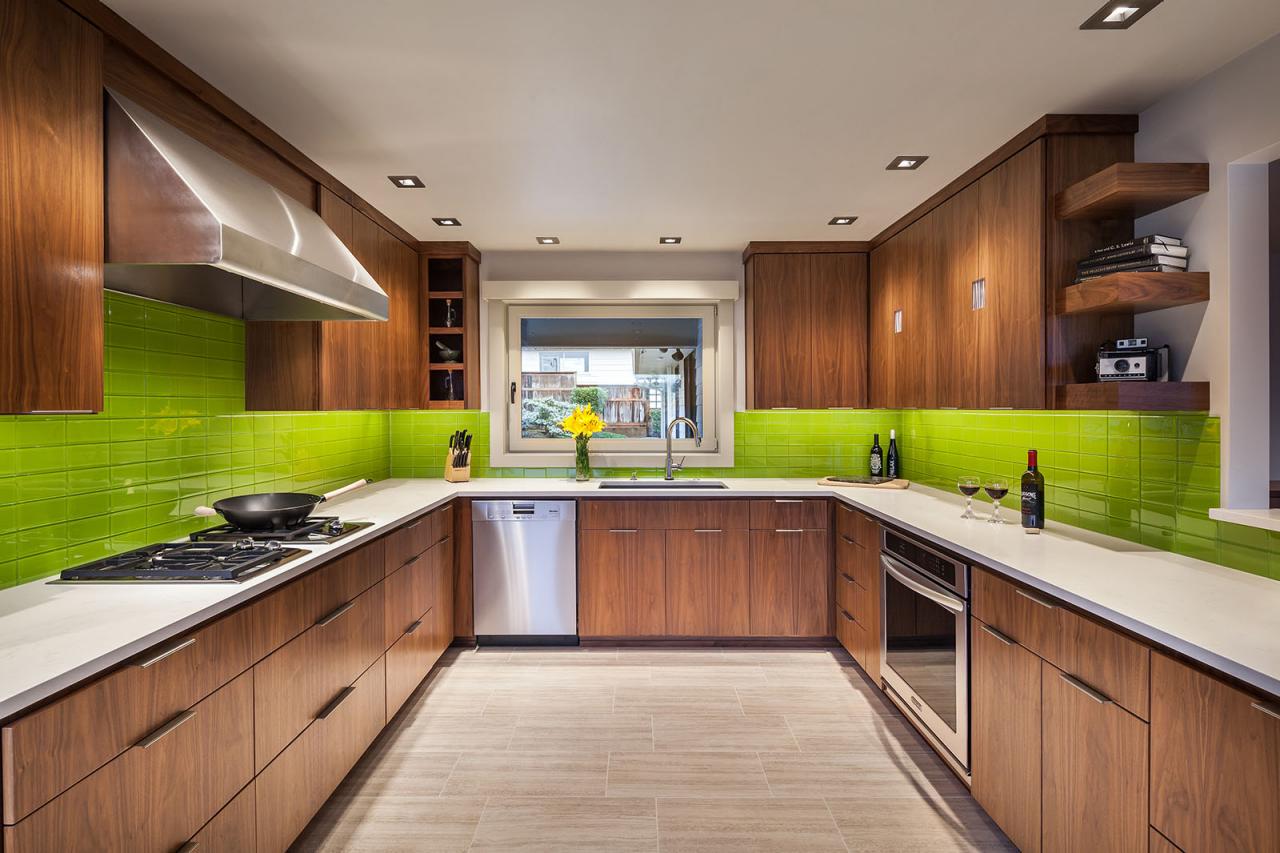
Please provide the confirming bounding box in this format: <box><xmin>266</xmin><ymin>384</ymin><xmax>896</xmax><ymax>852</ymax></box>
<box><xmin>1083</xmin><ymin>243</ymin><xmax>1187</xmax><ymax>266</ymax></box>
<box><xmin>1076</xmin><ymin>256</ymin><xmax>1186</xmax><ymax>276</ymax></box>
<box><xmin>1075</xmin><ymin>263</ymin><xmax>1183</xmax><ymax>283</ymax></box>
<box><xmin>1092</xmin><ymin>234</ymin><xmax>1182</xmax><ymax>255</ymax></box>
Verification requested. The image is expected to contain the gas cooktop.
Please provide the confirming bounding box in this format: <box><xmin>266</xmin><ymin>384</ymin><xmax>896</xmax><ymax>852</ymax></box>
<box><xmin>58</xmin><ymin>540</ymin><xmax>308</xmax><ymax>583</ymax></box>
<box><xmin>188</xmin><ymin>516</ymin><xmax>372</xmax><ymax>544</ymax></box>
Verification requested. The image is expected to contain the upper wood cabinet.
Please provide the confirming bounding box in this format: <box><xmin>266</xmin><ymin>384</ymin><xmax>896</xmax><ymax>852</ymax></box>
<box><xmin>745</xmin><ymin>248</ymin><xmax>868</xmax><ymax>409</ymax></box>
<box><xmin>245</xmin><ymin>189</ymin><xmax>421</xmax><ymax>410</ymax></box>
<box><xmin>1150</xmin><ymin>653</ymin><xmax>1280</xmax><ymax>853</ymax></box>
<box><xmin>0</xmin><ymin>0</ymin><xmax>104</xmax><ymax>414</ymax></box>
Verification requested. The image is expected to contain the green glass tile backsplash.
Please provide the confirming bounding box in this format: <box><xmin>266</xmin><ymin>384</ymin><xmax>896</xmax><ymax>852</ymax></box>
<box><xmin>2</xmin><ymin>293</ymin><xmax>1270</xmax><ymax>587</ymax></box>
<box><xmin>0</xmin><ymin>293</ymin><xmax>390</xmax><ymax>589</ymax></box>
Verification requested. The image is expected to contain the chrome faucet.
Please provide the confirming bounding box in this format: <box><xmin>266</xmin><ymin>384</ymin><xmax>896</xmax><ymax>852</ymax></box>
<box><xmin>665</xmin><ymin>416</ymin><xmax>702</xmax><ymax>480</ymax></box>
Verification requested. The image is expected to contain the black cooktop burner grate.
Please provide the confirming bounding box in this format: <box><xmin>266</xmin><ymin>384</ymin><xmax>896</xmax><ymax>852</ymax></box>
<box><xmin>59</xmin><ymin>541</ymin><xmax>305</xmax><ymax>582</ymax></box>
<box><xmin>189</xmin><ymin>516</ymin><xmax>370</xmax><ymax>544</ymax></box>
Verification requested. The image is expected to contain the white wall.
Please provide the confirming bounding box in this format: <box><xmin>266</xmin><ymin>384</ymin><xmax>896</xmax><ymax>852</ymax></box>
<box><xmin>479</xmin><ymin>251</ymin><xmax>745</xmax><ymax>410</ymax></box>
<box><xmin>1135</xmin><ymin>32</ymin><xmax>1280</xmax><ymax>507</ymax></box>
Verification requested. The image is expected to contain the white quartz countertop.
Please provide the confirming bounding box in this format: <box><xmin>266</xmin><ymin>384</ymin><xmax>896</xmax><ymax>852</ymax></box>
<box><xmin>1</xmin><ymin>477</ymin><xmax>1277</xmax><ymax>720</ymax></box>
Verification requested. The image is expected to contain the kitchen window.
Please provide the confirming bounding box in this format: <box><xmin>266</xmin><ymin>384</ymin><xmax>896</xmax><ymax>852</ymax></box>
<box><xmin>484</xmin><ymin>281</ymin><xmax>738</xmax><ymax>469</ymax></box>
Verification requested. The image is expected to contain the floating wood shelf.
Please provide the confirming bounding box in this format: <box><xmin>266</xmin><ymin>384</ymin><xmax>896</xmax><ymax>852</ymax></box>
<box><xmin>427</xmin><ymin>291</ymin><xmax>464</xmax><ymax>299</ymax></box>
<box><xmin>1055</xmin><ymin>381</ymin><xmax>1210</xmax><ymax>411</ymax></box>
<box><xmin>428</xmin><ymin>363</ymin><xmax>464</xmax><ymax>371</ymax></box>
<box><xmin>1056</xmin><ymin>162</ymin><xmax>1208</xmax><ymax>220</ymax></box>
<box><xmin>427</xmin><ymin>400</ymin><xmax>465</xmax><ymax>410</ymax></box>
<box><xmin>428</xmin><ymin>327</ymin><xmax>464</xmax><ymax>335</ymax></box>
<box><xmin>1058</xmin><ymin>271</ymin><xmax>1209</xmax><ymax>316</ymax></box>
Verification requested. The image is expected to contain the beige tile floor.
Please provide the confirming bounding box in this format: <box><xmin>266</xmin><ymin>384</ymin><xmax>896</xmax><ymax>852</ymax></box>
<box><xmin>292</xmin><ymin>646</ymin><xmax>1015</xmax><ymax>852</ymax></box>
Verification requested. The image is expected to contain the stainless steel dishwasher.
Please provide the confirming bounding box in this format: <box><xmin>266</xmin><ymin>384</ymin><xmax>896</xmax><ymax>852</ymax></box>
<box><xmin>472</xmin><ymin>500</ymin><xmax>578</xmax><ymax>644</ymax></box>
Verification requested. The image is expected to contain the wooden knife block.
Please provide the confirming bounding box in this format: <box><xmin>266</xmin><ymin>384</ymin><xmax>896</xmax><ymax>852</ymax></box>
<box><xmin>444</xmin><ymin>449</ymin><xmax>470</xmax><ymax>482</ymax></box>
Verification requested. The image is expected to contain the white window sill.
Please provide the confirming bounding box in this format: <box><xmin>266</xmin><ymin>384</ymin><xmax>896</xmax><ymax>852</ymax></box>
<box><xmin>1209</xmin><ymin>507</ymin><xmax>1280</xmax><ymax>533</ymax></box>
<box><xmin>490</xmin><ymin>449</ymin><xmax>735</xmax><ymax>470</ymax></box>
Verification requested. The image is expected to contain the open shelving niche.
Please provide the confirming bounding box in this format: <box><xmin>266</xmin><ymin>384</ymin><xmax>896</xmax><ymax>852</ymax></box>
<box><xmin>1052</xmin><ymin>161</ymin><xmax>1210</xmax><ymax>411</ymax></box>
<box><xmin>419</xmin><ymin>246</ymin><xmax>480</xmax><ymax>409</ymax></box>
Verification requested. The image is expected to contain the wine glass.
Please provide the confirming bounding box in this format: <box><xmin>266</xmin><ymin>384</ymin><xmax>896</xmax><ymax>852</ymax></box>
<box><xmin>984</xmin><ymin>478</ymin><xmax>1010</xmax><ymax>524</ymax></box>
<box><xmin>957</xmin><ymin>476</ymin><xmax>980</xmax><ymax>519</ymax></box>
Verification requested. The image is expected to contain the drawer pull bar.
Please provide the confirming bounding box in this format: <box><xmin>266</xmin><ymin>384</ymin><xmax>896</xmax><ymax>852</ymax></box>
<box><xmin>775</xmin><ymin>529</ymin><xmax>803</xmax><ymax>533</ymax></box>
<box><xmin>838</xmin><ymin>609</ymin><xmax>854</xmax><ymax>622</ymax></box>
<box><xmin>405</xmin><ymin>618</ymin><xmax>424</xmax><ymax>635</ymax></box>
<box><xmin>1014</xmin><ymin>588</ymin><xmax>1056</xmax><ymax>609</ymax></box>
<box><xmin>317</xmin><ymin>686</ymin><xmax>355</xmax><ymax>720</ymax></box>
<box><xmin>980</xmin><ymin>623</ymin><xmax>1015</xmax><ymax>646</ymax></box>
<box><xmin>840</xmin><ymin>534</ymin><xmax>854</xmax><ymax>545</ymax></box>
<box><xmin>1252</xmin><ymin>701</ymin><xmax>1280</xmax><ymax>722</ymax></box>
<box><xmin>316</xmin><ymin>600</ymin><xmax>355</xmax><ymax>627</ymax></box>
<box><xmin>135</xmin><ymin>709</ymin><xmax>196</xmax><ymax>749</ymax></box>
<box><xmin>840</xmin><ymin>572</ymin><xmax>854</xmax><ymax>584</ymax></box>
<box><xmin>693</xmin><ymin>528</ymin><xmax>722</xmax><ymax>533</ymax></box>
<box><xmin>774</xmin><ymin>499</ymin><xmax>803</xmax><ymax>504</ymax></box>
<box><xmin>1060</xmin><ymin>672</ymin><xmax>1111</xmax><ymax>705</ymax></box>
<box><xmin>176</xmin><ymin>843</ymin><xmax>199</xmax><ymax>853</ymax></box>
<box><xmin>136</xmin><ymin>637</ymin><xmax>196</xmax><ymax>669</ymax></box>
<box><xmin>608</xmin><ymin>529</ymin><xmax>638</xmax><ymax>534</ymax></box>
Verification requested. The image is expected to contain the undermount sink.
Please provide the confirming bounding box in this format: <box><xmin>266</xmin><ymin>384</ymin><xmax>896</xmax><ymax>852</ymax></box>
<box><xmin>597</xmin><ymin>479</ymin><xmax>729</xmax><ymax>489</ymax></box>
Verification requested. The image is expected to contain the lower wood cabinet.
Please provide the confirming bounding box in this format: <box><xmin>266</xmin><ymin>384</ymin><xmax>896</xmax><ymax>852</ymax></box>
<box><xmin>1150</xmin><ymin>653</ymin><xmax>1280</xmax><ymax>853</ymax></box>
<box><xmin>971</xmin><ymin>617</ymin><xmax>1042</xmax><ymax>853</ymax></box>
<box><xmin>749</xmin><ymin>529</ymin><xmax>830</xmax><ymax>637</ymax></box>
<box><xmin>1</xmin><ymin>672</ymin><xmax>254</xmax><ymax>853</ymax></box>
<box><xmin>1041</xmin><ymin>660</ymin><xmax>1148</xmax><ymax>853</ymax></box>
<box><xmin>579</xmin><ymin>529</ymin><xmax>667</xmax><ymax>637</ymax></box>
<box><xmin>386</xmin><ymin>529</ymin><xmax>455</xmax><ymax>719</ymax></box>
<box><xmin>255</xmin><ymin>659</ymin><xmax>386</xmax><ymax>853</ymax></box>
<box><xmin>189</xmin><ymin>779</ymin><xmax>256</xmax><ymax>852</ymax></box>
<box><xmin>665</xmin><ymin>529</ymin><xmax>750</xmax><ymax>635</ymax></box>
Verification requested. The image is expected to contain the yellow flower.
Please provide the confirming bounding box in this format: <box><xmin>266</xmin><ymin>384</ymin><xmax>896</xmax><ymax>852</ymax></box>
<box><xmin>561</xmin><ymin>404</ymin><xmax>605</xmax><ymax>438</ymax></box>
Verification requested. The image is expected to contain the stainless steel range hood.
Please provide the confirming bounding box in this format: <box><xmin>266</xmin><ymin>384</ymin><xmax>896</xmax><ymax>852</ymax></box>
<box><xmin>104</xmin><ymin>90</ymin><xmax>388</xmax><ymax>321</ymax></box>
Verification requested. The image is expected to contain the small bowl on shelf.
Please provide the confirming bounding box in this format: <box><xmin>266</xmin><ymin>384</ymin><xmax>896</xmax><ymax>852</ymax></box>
<box><xmin>433</xmin><ymin>340</ymin><xmax>462</xmax><ymax>363</ymax></box>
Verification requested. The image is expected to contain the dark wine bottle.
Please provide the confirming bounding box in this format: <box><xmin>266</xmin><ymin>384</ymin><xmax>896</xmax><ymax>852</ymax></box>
<box><xmin>869</xmin><ymin>434</ymin><xmax>883</xmax><ymax>477</ymax></box>
<box><xmin>1021</xmin><ymin>449</ymin><xmax>1045</xmax><ymax>533</ymax></box>
<box><xmin>886</xmin><ymin>430</ymin><xmax>900</xmax><ymax>479</ymax></box>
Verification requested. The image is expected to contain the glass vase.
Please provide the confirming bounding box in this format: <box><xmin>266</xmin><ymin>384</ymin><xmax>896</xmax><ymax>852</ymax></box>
<box><xmin>574</xmin><ymin>435</ymin><xmax>591</xmax><ymax>482</ymax></box>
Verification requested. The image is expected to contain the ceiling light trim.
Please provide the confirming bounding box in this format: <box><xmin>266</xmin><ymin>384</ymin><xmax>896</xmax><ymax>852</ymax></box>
<box><xmin>1080</xmin><ymin>0</ymin><xmax>1163</xmax><ymax>30</ymax></box>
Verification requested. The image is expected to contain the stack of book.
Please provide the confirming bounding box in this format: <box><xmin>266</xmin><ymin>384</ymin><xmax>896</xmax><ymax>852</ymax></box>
<box><xmin>1075</xmin><ymin>234</ymin><xmax>1189</xmax><ymax>283</ymax></box>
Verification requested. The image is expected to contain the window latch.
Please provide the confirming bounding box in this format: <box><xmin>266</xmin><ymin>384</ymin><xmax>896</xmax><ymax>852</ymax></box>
<box><xmin>510</xmin><ymin>381</ymin><xmax>517</xmax><ymax>404</ymax></box>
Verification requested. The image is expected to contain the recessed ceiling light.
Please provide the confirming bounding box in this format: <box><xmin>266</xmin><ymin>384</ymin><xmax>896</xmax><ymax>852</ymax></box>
<box><xmin>828</xmin><ymin>216</ymin><xmax>858</xmax><ymax>226</ymax></box>
<box><xmin>1080</xmin><ymin>0</ymin><xmax>1162</xmax><ymax>29</ymax></box>
<box><xmin>886</xmin><ymin>156</ymin><xmax>928</xmax><ymax>171</ymax></box>
<box><xmin>659</xmin><ymin>236</ymin><xmax>682</xmax><ymax>245</ymax></box>
<box><xmin>388</xmin><ymin>175</ymin><xmax>425</xmax><ymax>188</ymax></box>
<box><xmin>536</xmin><ymin>236</ymin><xmax>560</xmax><ymax>245</ymax></box>
<box><xmin>432</xmin><ymin>217</ymin><xmax>461</xmax><ymax>227</ymax></box>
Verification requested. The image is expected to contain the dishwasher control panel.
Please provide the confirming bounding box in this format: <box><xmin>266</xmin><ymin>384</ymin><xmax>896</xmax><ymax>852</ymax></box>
<box><xmin>477</xmin><ymin>501</ymin><xmax>574</xmax><ymax>522</ymax></box>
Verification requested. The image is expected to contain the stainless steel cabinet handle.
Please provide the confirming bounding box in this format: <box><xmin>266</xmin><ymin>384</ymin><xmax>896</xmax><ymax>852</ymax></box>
<box><xmin>317</xmin><ymin>686</ymin><xmax>355</xmax><ymax>720</ymax></box>
<box><xmin>774</xmin><ymin>499</ymin><xmax>802</xmax><ymax>504</ymax></box>
<box><xmin>135</xmin><ymin>709</ymin><xmax>196</xmax><ymax>749</ymax></box>
<box><xmin>881</xmin><ymin>553</ymin><xmax>964</xmax><ymax>614</ymax></box>
<box><xmin>775</xmin><ymin>529</ymin><xmax>803</xmax><ymax>533</ymax></box>
<box><xmin>405</xmin><ymin>619</ymin><xmax>424</xmax><ymax>635</ymax></box>
<box><xmin>980</xmin><ymin>623</ymin><xmax>1015</xmax><ymax>646</ymax></box>
<box><xmin>176</xmin><ymin>843</ymin><xmax>199</xmax><ymax>853</ymax></box>
<box><xmin>609</xmin><ymin>529</ymin><xmax>638</xmax><ymax>534</ymax></box>
<box><xmin>839</xmin><ymin>572</ymin><xmax>854</xmax><ymax>584</ymax></box>
<box><xmin>316</xmin><ymin>600</ymin><xmax>355</xmax><ymax>627</ymax></box>
<box><xmin>1015</xmin><ymin>588</ymin><xmax>1056</xmax><ymax>609</ymax></box>
<box><xmin>838</xmin><ymin>609</ymin><xmax>854</xmax><ymax>622</ymax></box>
<box><xmin>840</xmin><ymin>534</ymin><xmax>854</xmax><ymax>545</ymax></box>
<box><xmin>135</xmin><ymin>637</ymin><xmax>196</xmax><ymax>668</ymax></box>
<box><xmin>1060</xmin><ymin>672</ymin><xmax>1111</xmax><ymax>704</ymax></box>
<box><xmin>1252</xmin><ymin>701</ymin><xmax>1280</xmax><ymax>722</ymax></box>
<box><xmin>693</xmin><ymin>529</ymin><xmax>722</xmax><ymax>533</ymax></box>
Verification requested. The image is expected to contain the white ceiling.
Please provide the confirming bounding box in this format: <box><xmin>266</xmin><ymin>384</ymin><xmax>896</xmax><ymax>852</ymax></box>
<box><xmin>106</xmin><ymin>0</ymin><xmax>1280</xmax><ymax>251</ymax></box>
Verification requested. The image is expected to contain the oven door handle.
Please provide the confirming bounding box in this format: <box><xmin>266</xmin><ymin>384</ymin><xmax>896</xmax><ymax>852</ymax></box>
<box><xmin>881</xmin><ymin>554</ymin><xmax>965</xmax><ymax>614</ymax></box>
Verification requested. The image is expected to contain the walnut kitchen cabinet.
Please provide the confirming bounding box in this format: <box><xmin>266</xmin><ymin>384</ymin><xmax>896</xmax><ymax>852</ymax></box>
<box><xmin>579</xmin><ymin>529</ymin><xmax>668</xmax><ymax>637</ymax></box>
<box><xmin>833</xmin><ymin>503</ymin><xmax>881</xmax><ymax>681</ymax></box>
<box><xmin>749</xmin><ymin>528</ymin><xmax>831</xmax><ymax>638</ymax></box>
<box><xmin>970</xmin><ymin>617</ymin><xmax>1042</xmax><ymax>853</ymax></box>
<box><xmin>1150</xmin><ymin>653</ymin><xmax>1280</xmax><ymax>853</ymax></box>
<box><xmin>665</xmin><ymin>529</ymin><xmax>751</xmax><ymax>636</ymax></box>
<box><xmin>870</xmin><ymin>217</ymin><xmax>937</xmax><ymax>409</ymax></box>
<box><xmin>0</xmin><ymin>0</ymin><xmax>104</xmax><ymax>413</ymax></box>
<box><xmin>744</xmin><ymin>247</ymin><xmax>868</xmax><ymax>409</ymax></box>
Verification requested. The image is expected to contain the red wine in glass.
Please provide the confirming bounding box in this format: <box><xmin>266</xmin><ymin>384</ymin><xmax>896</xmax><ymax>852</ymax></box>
<box><xmin>957</xmin><ymin>476</ymin><xmax>980</xmax><ymax>519</ymax></box>
<box><xmin>984</xmin><ymin>479</ymin><xmax>1009</xmax><ymax>524</ymax></box>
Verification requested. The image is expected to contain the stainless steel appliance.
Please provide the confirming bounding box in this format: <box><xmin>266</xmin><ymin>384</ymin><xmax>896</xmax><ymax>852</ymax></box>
<box><xmin>58</xmin><ymin>540</ymin><xmax>307</xmax><ymax>582</ymax></box>
<box><xmin>880</xmin><ymin>528</ymin><xmax>970</xmax><ymax>771</ymax></box>
<box><xmin>472</xmin><ymin>501</ymin><xmax>578</xmax><ymax>644</ymax></box>
<box><xmin>189</xmin><ymin>517</ymin><xmax>373</xmax><ymax>545</ymax></box>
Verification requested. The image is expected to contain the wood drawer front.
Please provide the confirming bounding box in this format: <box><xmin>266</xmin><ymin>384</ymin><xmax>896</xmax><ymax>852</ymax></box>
<box><xmin>256</xmin><ymin>658</ymin><xmax>386</xmax><ymax>853</ymax></box>
<box><xmin>1056</xmin><ymin>607</ymin><xmax>1150</xmax><ymax>720</ymax></box>
<box><xmin>2</xmin><ymin>672</ymin><xmax>253</xmax><ymax>853</ymax></box>
<box><xmin>1</xmin><ymin>598</ymin><xmax>271</xmax><ymax>824</ymax></box>
<box><xmin>1150</xmin><ymin>653</ymin><xmax>1280</xmax><ymax>853</ymax></box>
<box><xmin>850</xmin><ymin>579</ymin><xmax>876</xmax><ymax>627</ymax></box>
<box><xmin>579</xmin><ymin>500</ymin><xmax>669</xmax><ymax>530</ymax></box>
<box><xmin>663</xmin><ymin>500</ymin><xmax>750</xmax><ymax>530</ymax></box>
<box><xmin>384</xmin><ymin>548</ymin><xmax>435</xmax><ymax>649</ymax></box>
<box><xmin>972</xmin><ymin>569</ymin><xmax>1060</xmax><ymax>660</ymax></box>
<box><xmin>383</xmin><ymin>515</ymin><xmax>434</xmax><ymax>574</ymax></box>
<box><xmin>188</xmin><ymin>779</ymin><xmax>255</xmax><ymax>853</ymax></box>
<box><xmin>1148</xmin><ymin>828</ymin><xmax>1182</xmax><ymax>853</ymax></box>
<box><xmin>835</xmin><ymin>501</ymin><xmax>860</xmax><ymax>541</ymax></box>
<box><xmin>749</xmin><ymin>498</ymin><xmax>829</xmax><ymax>530</ymax></box>
<box><xmin>835</xmin><ymin>568</ymin><xmax>858</xmax><ymax>615</ymax></box>
<box><xmin>665</xmin><ymin>529</ymin><xmax>750</xmax><ymax>636</ymax></box>
<box><xmin>385</xmin><ymin>608</ymin><xmax>438</xmax><ymax>720</ymax></box>
<box><xmin>835</xmin><ymin>531</ymin><xmax>859</xmax><ymax>575</ymax></box>
<box><xmin>252</xmin><ymin>582</ymin><xmax>385</xmax><ymax>773</ymax></box>
<box><xmin>431</xmin><ymin>503</ymin><xmax>455</xmax><ymax>545</ymax></box>
<box><xmin>1042</xmin><ymin>659</ymin><xmax>1149</xmax><ymax>853</ymax></box>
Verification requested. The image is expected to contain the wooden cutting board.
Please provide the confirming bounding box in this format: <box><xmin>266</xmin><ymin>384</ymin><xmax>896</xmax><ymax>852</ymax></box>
<box><xmin>818</xmin><ymin>476</ymin><xmax>910</xmax><ymax>489</ymax></box>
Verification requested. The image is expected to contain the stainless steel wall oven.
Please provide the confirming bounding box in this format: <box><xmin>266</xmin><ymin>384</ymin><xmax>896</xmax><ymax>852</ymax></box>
<box><xmin>879</xmin><ymin>527</ymin><xmax>970</xmax><ymax>771</ymax></box>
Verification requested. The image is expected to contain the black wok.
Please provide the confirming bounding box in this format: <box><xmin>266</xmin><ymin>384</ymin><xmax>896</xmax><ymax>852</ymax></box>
<box><xmin>194</xmin><ymin>480</ymin><xmax>368</xmax><ymax>531</ymax></box>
